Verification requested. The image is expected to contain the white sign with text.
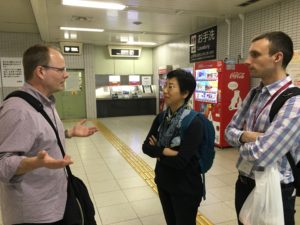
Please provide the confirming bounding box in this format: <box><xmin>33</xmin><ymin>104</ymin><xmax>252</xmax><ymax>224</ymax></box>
<box><xmin>0</xmin><ymin>57</ymin><xmax>24</xmax><ymax>87</ymax></box>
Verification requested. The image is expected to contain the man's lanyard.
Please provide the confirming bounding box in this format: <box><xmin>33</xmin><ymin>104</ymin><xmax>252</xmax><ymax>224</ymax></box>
<box><xmin>252</xmin><ymin>80</ymin><xmax>292</xmax><ymax>128</ymax></box>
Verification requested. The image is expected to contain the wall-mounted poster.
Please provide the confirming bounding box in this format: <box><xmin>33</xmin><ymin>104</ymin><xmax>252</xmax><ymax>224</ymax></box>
<box><xmin>129</xmin><ymin>75</ymin><xmax>140</xmax><ymax>85</ymax></box>
<box><xmin>190</xmin><ymin>26</ymin><xmax>217</xmax><ymax>63</ymax></box>
<box><xmin>109</xmin><ymin>75</ymin><xmax>121</xmax><ymax>86</ymax></box>
<box><xmin>142</xmin><ymin>76</ymin><xmax>151</xmax><ymax>85</ymax></box>
<box><xmin>0</xmin><ymin>57</ymin><xmax>24</xmax><ymax>87</ymax></box>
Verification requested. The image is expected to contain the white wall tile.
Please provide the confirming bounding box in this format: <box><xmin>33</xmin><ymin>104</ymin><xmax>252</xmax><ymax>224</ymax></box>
<box><xmin>154</xmin><ymin>0</ymin><xmax>300</xmax><ymax>90</ymax></box>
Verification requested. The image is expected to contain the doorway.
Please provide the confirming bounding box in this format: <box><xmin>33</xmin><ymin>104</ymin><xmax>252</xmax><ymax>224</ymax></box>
<box><xmin>54</xmin><ymin>69</ymin><xmax>86</xmax><ymax>120</ymax></box>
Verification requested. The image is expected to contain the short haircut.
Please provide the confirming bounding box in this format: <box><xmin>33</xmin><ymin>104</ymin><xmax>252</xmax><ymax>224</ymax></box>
<box><xmin>252</xmin><ymin>31</ymin><xmax>293</xmax><ymax>69</ymax></box>
<box><xmin>167</xmin><ymin>69</ymin><xmax>196</xmax><ymax>103</ymax></box>
<box><xmin>22</xmin><ymin>44</ymin><xmax>52</xmax><ymax>81</ymax></box>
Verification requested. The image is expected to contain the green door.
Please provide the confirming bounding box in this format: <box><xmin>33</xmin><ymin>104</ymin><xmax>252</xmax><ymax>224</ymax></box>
<box><xmin>54</xmin><ymin>70</ymin><xmax>86</xmax><ymax>120</ymax></box>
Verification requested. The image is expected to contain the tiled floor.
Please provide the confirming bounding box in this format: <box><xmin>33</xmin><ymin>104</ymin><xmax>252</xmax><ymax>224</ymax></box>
<box><xmin>97</xmin><ymin>116</ymin><xmax>238</xmax><ymax>225</ymax></box>
<box><xmin>0</xmin><ymin>115</ymin><xmax>299</xmax><ymax>225</ymax></box>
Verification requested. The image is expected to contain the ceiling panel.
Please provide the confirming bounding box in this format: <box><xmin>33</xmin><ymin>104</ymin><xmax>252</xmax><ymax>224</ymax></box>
<box><xmin>0</xmin><ymin>0</ymin><xmax>38</xmax><ymax>33</ymax></box>
<box><xmin>0</xmin><ymin>0</ymin><xmax>286</xmax><ymax>47</ymax></box>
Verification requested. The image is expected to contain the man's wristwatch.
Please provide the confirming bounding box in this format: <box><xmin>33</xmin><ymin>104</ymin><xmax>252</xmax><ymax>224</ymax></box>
<box><xmin>65</xmin><ymin>129</ymin><xmax>71</xmax><ymax>138</ymax></box>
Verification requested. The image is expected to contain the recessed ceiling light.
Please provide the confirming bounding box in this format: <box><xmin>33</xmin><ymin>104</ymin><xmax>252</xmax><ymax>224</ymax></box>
<box><xmin>62</xmin><ymin>0</ymin><xmax>126</xmax><ymax>10</ymax></box>
<box><xmin>70</xmin><ymin>33</ymin><xmax>77</xmax><ymax>39</ymax></box>
<box><xmin>120</xmin><ymin>36</ymin><xmax>129</xmax><ymax>42</ymax></box>
<box><xmin>60</xmin><ymin>27</ymin><xmax>104</xmax><ymax>32</ymax></box>
<box><xmin>64</xmin><ymin>32</ymin><xmax>69</xmax><ymax>39</ymax></box>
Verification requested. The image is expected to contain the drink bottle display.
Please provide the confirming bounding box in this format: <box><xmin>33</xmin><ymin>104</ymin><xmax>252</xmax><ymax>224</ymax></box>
<box><xmin>194</xmin><ymin>60</ymin><xmax>250</xmax><ymax>147</ymax></box>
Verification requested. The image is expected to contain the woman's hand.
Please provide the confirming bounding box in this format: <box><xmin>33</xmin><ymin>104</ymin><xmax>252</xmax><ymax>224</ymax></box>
<box><xmin>148</xmin><ymin>135</ymin><xmax>157</xmax><ymax>146</ymax></box>
<box><xmin>148</xmin><ymin>135</ymin><xmax>161</xmax><ymax>160</ymax></box>
<box><xmin>163</xmin><ymin>148</ymin><xmax>178</xmax><ymax>156</ymax></box>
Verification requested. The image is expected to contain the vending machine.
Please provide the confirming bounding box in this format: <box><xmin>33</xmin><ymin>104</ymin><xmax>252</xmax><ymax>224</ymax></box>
<box><xmin>158</xmin><ymin>65</ymin><xmax>173</xmax><ymax>112</ymax></box>
<box><xmin>194</xmin><ymin>60</ymin><xmax>250</xmax><ymax>148</ymax></box>
<box><xmin>181</xmin><ymin>67</ymin><xmax>194</xmax><ymax>108</ymax></box>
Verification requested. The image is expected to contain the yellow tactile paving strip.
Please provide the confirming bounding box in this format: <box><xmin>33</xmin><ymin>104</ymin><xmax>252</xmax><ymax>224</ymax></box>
<box><xmin>93</xmin><ymin>119</ymin><xmax>213</xmax><ymax>225</ymax></box>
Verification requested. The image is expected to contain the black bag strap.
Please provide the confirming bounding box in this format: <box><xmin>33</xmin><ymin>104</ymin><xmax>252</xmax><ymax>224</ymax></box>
<box><xmin>269</xmin><ymin>87</ymin><xmax>300</xmax><ymax>122</ymax></box>
<box><xmin>286</xmin><ymin>152</ymin><xmax>297</xmax><ymax>176</ymax></box>
<box><xmin>268</xmin><ymin>87</ymin><xmax>300</xmax><ymax>180</ymax></box>
<box><xmin>5</xmin><ymin>91</ymin><xmax>44</xmax><ymax>112</ymax></box>
<box><xmin>249</xmin><ymin>89</ymin><xmax>257</xmax><ymax>104</ymax></box>
<box><xmin>4</xmin><ymin>91</ymin><xmax>73</xmax><ymax>177</ymax></box>
<box><xmin>247</xmin><ymin>86</ymin><xmax>300</xmax><ymax>180</ymax></box>
<box><xmin>249</xmin><ymin>87</ymin><xmax>300</xmax><ymax>122</ymax></box>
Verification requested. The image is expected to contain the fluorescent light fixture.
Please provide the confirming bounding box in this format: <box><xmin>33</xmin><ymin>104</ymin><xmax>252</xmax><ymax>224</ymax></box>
<box><xmin>70</xmin><ymin>33</ymin><xmax>77</xmax><ymax>39</ymax></box>
<box><xmin>64</xmin><ymin>32</ymin><xmax>69</xmax><ymax>39</ymax></box>
<box><xmin>62</xmin><ymin>0</ymin><xmax>126</xmax><ymax>10</ymax></box>
<box><xmin>128</xmin><ymin>36</ymin><xmax>134</xmax><ymax>42</ymax></box>
<box><xmin>120</xmin><ymin>36</ymin><xmax>128</xmax><ymax>42</ymax></box>
<box><xmin>60</xmin><ymin>27</ymin><xmax>104</xmax><ymax>32</ymax></box>
<box><xmin>126</xmin><ymin>41</ymin><xmax>157</xmax><ymax>46</ymax></box>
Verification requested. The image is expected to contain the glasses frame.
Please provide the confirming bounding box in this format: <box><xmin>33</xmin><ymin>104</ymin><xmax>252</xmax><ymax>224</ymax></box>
<box><xmin>42</xmin><ymin>65</ymin><xmax>67</xmax><ymax>73</ymax></box>
<box><xmin>163</xmin><ymin>83</ymin><xmax>177</xmax><ymax>91</ymax></box>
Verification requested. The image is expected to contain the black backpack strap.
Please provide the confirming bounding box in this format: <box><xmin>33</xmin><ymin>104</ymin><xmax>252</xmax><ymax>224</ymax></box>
<box><xmin>286</xmin><ymin>152</ymin><xmax>297</xmax><ymax>174</ymax></box>
<box><xmin>269</xmin><ymin>87</ymin><xmax>300</xmax><ymax>122</ymax></box>
<box><xmin>5</xmin><ymin>91</ymin><xmax>43</xmax><ymax>112</ymax></box>
<box><xmin>249</xmin><ymin>89</ymin><xmax>257</xmax><ymax>104</ymax></box>
<box><xmin>5</xmin><ymin>90</ymin><xmax>73</xmax><ymax>177</ymax></box>
<box><xmin>286</xmin><ymin>151</ymin><xmax>299</xmax><ymax>194</ymax></box>
<box><xmin>268</xmin><ymin>87</ymin><xmax>300</xmax><ymax>187</ymax></box>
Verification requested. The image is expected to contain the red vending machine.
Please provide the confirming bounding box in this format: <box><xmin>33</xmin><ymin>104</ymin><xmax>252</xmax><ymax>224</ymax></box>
<box><xmin>194</xmin><ymin>60</ymin><xmax>250</xmax><ymax>148</ymax></box>
<box><xmin>158</xmin><ymin>65</ymin><xmax>173</xmax><ymax>112</ymax></box>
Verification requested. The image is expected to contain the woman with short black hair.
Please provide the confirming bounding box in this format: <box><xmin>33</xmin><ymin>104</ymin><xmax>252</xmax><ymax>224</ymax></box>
<box><xmin>142</xmin><ymin>69</ymin><xmax>203</xmax><ymax>225</ymax></box>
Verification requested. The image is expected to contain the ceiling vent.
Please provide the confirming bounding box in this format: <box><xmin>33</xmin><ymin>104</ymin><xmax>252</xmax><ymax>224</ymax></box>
<box><xmin>71</xmin><ymin>16</ymin><xmax>93</xmax><ymax>22</ymax></box>
<box><xmin>238</xmin><ymin>0</ymin><xmax>260</xmax><ymax>7</ymax></box>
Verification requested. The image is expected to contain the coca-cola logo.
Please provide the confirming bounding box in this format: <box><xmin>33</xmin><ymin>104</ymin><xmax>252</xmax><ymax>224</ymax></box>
<box><xmin>230</xmin><ymin>72</ymin><xmax>245</xmax><ymax>79</ymax></box>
